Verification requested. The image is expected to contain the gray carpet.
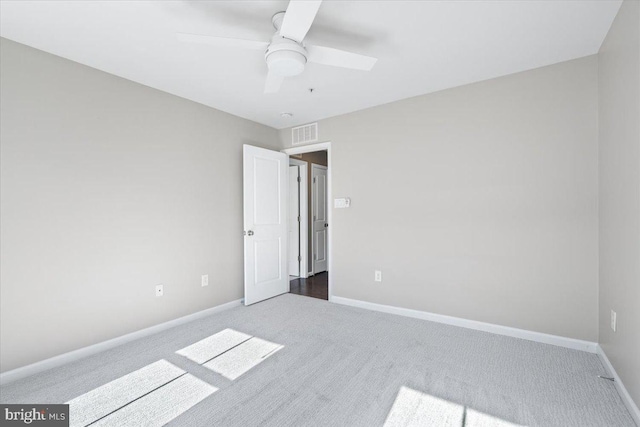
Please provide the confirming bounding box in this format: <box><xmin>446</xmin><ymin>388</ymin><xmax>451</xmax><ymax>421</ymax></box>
<box><xmin>0</xmin><ymin>293</ymin><xmax>635</xmax><ymax>426</ymax></box>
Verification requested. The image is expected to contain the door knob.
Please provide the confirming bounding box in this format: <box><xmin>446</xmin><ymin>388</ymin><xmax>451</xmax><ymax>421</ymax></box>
<box><xmin>246</xmin><ymin>230</ymin><xmax>254</xmax><ymax>236</ymax></box>
<box><xmin>324</xmin><ymin>223</ymin><xmax>328</xmax><ymax>228</ymax></box>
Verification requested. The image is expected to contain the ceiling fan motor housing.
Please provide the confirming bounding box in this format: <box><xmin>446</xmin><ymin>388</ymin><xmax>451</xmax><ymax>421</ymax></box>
<box><xmin>265</xmin><ymin>35</ymin><xmax>307</xmax><ymax>77</ymax></box>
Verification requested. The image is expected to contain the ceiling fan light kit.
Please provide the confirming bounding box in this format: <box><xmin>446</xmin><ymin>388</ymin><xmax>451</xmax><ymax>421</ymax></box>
<box><xmin>265</xmin><ymin>34</ymin><xmax>307</xmax><ymax>77</ymax></box>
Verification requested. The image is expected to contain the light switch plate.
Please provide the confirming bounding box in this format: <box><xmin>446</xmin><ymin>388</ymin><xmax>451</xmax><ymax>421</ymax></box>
<box><xmin>334</xmin><ymin>198</ymin><xmax>351</xmax><ymax>208</ymax></box>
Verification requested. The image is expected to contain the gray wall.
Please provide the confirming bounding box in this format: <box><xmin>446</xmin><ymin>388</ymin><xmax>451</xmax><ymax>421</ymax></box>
<box><xmin>279</xmin><ymin>56</ymin><xmax>600</xmax><ymax>342</ymax></box>
<box><xmin>598</xmin><ymin>0</ymin><xmax>640</xmax><ymax>407</ymax></box>
<box><xmin>0</xmin><ymin>38</ymin><xmax>279</xmax><ymax>372</ymax></box>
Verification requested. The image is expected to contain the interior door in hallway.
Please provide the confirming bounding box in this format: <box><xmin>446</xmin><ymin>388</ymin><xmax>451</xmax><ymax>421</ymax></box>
<box><xmin>312</xmin><ymin>164</ymin><xmax>328</xmax><ymax>274</ymax></box>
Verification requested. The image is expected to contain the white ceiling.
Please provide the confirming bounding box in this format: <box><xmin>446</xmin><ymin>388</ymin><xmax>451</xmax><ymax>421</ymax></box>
<box><xmin>0</xmin><ymin>1</ymin><xmax>622</xmax><ymax>129</ymax></box>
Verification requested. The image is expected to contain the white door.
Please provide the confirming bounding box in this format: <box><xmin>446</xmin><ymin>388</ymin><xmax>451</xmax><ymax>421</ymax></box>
<box><xmin>243</xmin><ymin>145</ymin><xmax>289</xmax><ymax>306</ymax></box>
<box><xmin>288</xmin><ymin>165</ymin><xmax>300</xmax><ymax>276</ymax></box>
<box><xmin>312</xmin><ymin>164</ymin><xmax>328</xmax><ymax>274</ymax></box>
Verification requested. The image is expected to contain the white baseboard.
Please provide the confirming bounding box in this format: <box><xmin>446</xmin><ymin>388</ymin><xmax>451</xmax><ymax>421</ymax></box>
<box><xmin>597</xmin><ymin>345</ymin><xmax>640</xmax><ymax>426</ymax></box>
<box><xmin>331</xmin><ymin>296</ymin><xmax>597</xmax><ymax>353</ymax></box>
<box><xmin>0</xmin><ymin>299</ymin><xmax>242</xmax><ymax>385</ymax></box>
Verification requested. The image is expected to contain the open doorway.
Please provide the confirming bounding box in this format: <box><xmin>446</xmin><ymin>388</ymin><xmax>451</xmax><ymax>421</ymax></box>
<box><xmin>287</xmin><ymin>150</ymin><xmax>328</xmax><ymax>300</ymax></box>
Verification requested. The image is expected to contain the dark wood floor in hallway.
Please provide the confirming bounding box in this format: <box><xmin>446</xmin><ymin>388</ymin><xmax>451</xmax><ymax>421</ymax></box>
<box><xmin>289</xmin><ymin>272</ymin><xmax>328</xmax><ymax>300</ymax></box>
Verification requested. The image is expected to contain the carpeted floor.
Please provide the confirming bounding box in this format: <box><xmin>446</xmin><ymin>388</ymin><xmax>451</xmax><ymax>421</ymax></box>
<box><xmin>0</xmin><ymin>294</ymin><xmax>635</xmax><ymax>426</ymax></box>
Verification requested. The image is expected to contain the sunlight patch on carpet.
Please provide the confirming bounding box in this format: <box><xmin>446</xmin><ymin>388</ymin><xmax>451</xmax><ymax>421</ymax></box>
<box><xmin>66</xmin><ymin>359</ymin><xmax>184</xmax><ymax>427</ymax></box>
<box><xmin>92</xmin><ymin>374</ymin><xmax>216</xmax><ymax>427</ymax></box>
<box><xmin>384</xmin><ymin>386</ymin><xmax>523</xmax><ymax>427</ymax></box>
<box><xmin>67</xmin><ymin>330</ymin><xmax>283</xmax><ymax>426</ymax></box>
<box><xmin>202</xmin><ymin>337</ymin><xmax>283</xmax><ymax>380</ymax></box>
<box><xmin>176</xmin><ymin>328</ymin><xmax>252</xmax><ymax>364</ymax></box>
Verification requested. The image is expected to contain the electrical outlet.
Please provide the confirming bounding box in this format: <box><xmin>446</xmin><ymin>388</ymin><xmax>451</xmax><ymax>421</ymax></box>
<box><xmin>374</xmin><ymin>270</ymin><xmax>382</xmax><ymax>282</ymax></box>
<box><xmin>611</xmin><ymin>310</ymin><xmax>617</xmax><ymax>332</ymax></box>
<box><xmin>155</xmin><ymin>284</ymin><xmax>164</xmax><ymax>297</ymax></box>
<box><xmin>201</xmin><ymin>274</ymin><xmax>209</xmax><ymax>287</ymax></box>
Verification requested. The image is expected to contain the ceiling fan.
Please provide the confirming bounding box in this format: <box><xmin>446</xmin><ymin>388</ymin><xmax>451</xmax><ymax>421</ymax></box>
<box><xmin>176</xmin><ymin>0</ymin><xmax>378</xmax><ymax>94</ymax></box>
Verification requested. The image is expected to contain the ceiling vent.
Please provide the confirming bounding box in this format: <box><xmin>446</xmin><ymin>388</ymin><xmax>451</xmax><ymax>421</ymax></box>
<box><xmin>292</xmin><ymin>123</ymin><xmax>318</xmax><ymax>145</ymax></box>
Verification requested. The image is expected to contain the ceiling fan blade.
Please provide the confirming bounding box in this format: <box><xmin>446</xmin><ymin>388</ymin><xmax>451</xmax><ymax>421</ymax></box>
<box><xmin>307</xmin><ymin>45</ymin><xmax>377</xmax><ymax>71</ymax></box>
<box><xmin>279</xmin><ymin>0</ymin><xmax>322</xmax><ymax>43</ymax></box>
<box><xmin>264</xmin><ymin>71</ymin><xmax>284</xmax><ymax>94</ymax></box>
<box><xmin>176</xmin><ymin>33</ymin><xmax>268</xmax><ymax>51</ymax></box>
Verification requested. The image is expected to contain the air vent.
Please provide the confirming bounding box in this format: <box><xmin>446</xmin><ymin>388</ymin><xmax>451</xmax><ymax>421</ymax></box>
<box><xmin>292</xmin><ymin>122</ymin><xmax>318</xmax><ymax>145</ymax></box>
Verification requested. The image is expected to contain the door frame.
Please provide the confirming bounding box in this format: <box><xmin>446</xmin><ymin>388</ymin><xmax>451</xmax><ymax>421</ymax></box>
<box><xmin>288</xmin><ymin>158</ymin><xmax>308</xmax><ymax>279</ymax></box>
<box><xmin>282</xmin><ymin>142</ymin><xmax>333</xmax><ymax>301</ymax></box>
<box><xmin>311</xmin><ymin>163</ymin><xmax>328</xmax><ymax>276</ymax></box>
